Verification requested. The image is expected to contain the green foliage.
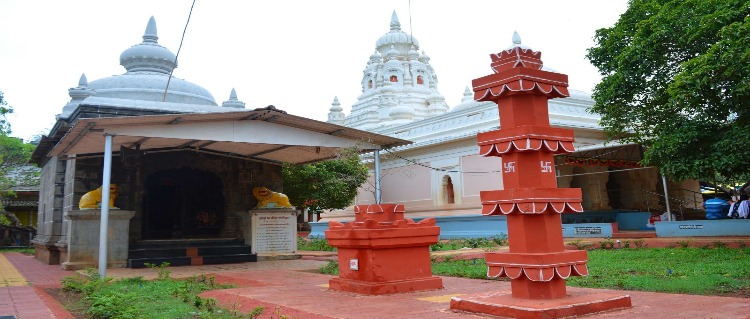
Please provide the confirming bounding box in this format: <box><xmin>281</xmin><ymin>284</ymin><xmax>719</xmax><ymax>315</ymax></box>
<box><xmin>296</xmin><ymin>236</ymin><xmax>335</xmax><ymax>251</ymax></box>
<box><xmin>586</xmin><ymin>0</ymin><xmax>750</xmax><ymax>181</ymax></box>
<box><xmin>0</xmin><ymin>125</ymin><xmax>39</xmax><ymax>218</ymax></box>
<box><xmin>677</xmin><ymin>239</ymin><xmax>693</xmax><ymax>248</ymax></box>
<box><xmin>429</xmin><ymin>248</ymin><xmax>750</xmax><ymax>296</ymax></box>
<box><xmin>281</xmin><ymin>147</ymin><xmax>368</xmax><ymax>212</ymax></box>
<box><xmin>0</xmin><ymin>91</ymin><xmax>12</xmax><ymax>134</ymax></box>
<box><xmin>60</xmin><ymin>270</ymin><xmax>250</xmax><ymax>319</ymax></box>
<box><xmin>432</xmin><ymin>258</ymin><xmax>493</xmax><ymax>280</ymax></box>
<box><xmin>568</xmin><ymin>248</ymin><xmax>750</xmax><ymax>295</ymax></box>
<box><xmin>567</xmin><ymin>239</ymin><xmax>595</xmax><ymax>250</ymax></box>
<box><xmin>319</xmin><ymin>260</ymin><xmax>339</xmax><ymax>275</ymax></box>
<box><xmin>430</xmin><ymin>236</ymin><xmax>508</xmax><ymax>251</ymax></box>
<box><xmin>0</xmin><ymin>214</ymin><xmax>10</xmax><ymax>226</ymax></box>
<box><xmin>144</xmin><ymin>261</ymin><xmax>171</xmax><ymax>280</ymax></box>
<box><xmin>633</xmin><ymin>239</ymin><xmax>648</xmax><ymax>248</ymax></box>
<box><xmin>599</xmin><ymin>238</ymin><xmax>615</xmax><ymax>249</ymax></box>
<box><xmin>0</xmin><ymin>247</ymin><xmax>35</xmax><ymax>254</ymax></box>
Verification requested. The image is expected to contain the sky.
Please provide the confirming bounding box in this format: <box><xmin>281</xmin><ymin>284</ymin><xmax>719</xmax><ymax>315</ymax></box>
<box><xmin>0</xmin><ymin>0</ymin><xmax>628</xmax><ymax>142</ymax></box>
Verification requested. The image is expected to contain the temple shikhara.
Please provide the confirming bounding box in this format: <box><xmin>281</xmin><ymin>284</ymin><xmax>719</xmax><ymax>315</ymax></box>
<box><xmin>323</xmin><ymin>11</ymin><xmax>701</xmax><ymax>231</ymax></box>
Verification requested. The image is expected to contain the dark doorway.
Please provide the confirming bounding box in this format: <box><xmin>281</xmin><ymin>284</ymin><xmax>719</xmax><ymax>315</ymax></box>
<box><xmin>142</xmin><ymin>168</ymin><xmax>224</xmax><ymax>239</ymax></box>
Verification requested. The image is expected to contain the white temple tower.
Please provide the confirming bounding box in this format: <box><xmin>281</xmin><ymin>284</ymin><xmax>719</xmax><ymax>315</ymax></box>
<box><xmin>329</xmin><ymin>11</ymin><xmax>449</xmax><ymax>130</ymax></box>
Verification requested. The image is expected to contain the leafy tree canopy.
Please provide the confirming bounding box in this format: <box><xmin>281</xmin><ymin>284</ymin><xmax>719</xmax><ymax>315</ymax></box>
<box><xmin>586</xmin><ymin>0</ymin><xmax>750</xmax><ymax>182</ymax></box>
<box><xmin>0</xmin><ymin>90</ymin><xmax>39</xmax><ymax>226</ymax></box>
<box><xmin>281</xmin><ymin>147</ymin><xmax>369</xmax><ymax>212</ymax></box>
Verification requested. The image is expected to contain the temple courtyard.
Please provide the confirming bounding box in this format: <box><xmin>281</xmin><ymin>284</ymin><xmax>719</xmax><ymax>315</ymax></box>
<box><xmin>1</xmin><ymin>236</ymin><xmax>748</xmax><ymax>319</ymax></box>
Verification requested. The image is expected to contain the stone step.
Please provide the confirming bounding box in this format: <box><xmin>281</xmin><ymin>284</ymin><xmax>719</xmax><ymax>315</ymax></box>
<box><xmin>127</xmin><ymin>253</ymin><xmax>257</xmax><ymax>268</ymax></box>
<box><xmin>127</xmin><ymin>238</ymin><xmax>256</xmax><ymax>268</ymax></box>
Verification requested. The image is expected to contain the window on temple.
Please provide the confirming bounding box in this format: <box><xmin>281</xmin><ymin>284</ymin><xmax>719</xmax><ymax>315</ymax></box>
<box><xmin>368</xmin><ymin>80</ymin><xmax>373</xmax><ymax>89</ymax></box>
<box><xmin>442</xmin><ymin>175</ymin><xmax>455</xmax><ymax>204</ymax></box>
<box><xmin>417</xmin><ymin>75</ymin><xmax>424</xmax><ymax>85</ymax></box>
<box><xmin>390</xmin><ymin>75</ymin><xmax>398</xmax><ymax>82</ymax></box>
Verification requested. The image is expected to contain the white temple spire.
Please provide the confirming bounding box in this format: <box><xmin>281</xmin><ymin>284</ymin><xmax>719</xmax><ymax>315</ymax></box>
<box><xmin>327</xmin><ymin>96</ymin><xmax>345</xmax><ymax>125</ymax></box>
<box><xmin>143</xmin><ymin>16</ymin><xmax>158</xmax><ymax>43</ymax></box>
<box><xmin>222</xmin><ymin>88</ymin><xmax>245</xmax><ymax>108</ymax></box>
<box><xmin>507</xmin><ymin>31</ymin><xmax>531</xmax><ymax>50</ymax></box>
<box><xmin>390</xmin><ymin>10</ymin><xmax>401</xmax><ymax>32</ymax></box>
<box><xmin>512</xmin><ymin>31</ymin><xmax>521</xmax><ymax>46</ymax></box>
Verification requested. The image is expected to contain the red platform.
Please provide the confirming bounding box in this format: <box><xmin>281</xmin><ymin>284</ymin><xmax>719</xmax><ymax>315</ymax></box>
<box><xmin>325</xmin><ymin>204</ymin><xmax>443</xmax><ymax>295</ymax></box>
<box><xmin>451</xmin><ymin>290</ymin><xmax>632</xmax><ymax>319</ymax></box>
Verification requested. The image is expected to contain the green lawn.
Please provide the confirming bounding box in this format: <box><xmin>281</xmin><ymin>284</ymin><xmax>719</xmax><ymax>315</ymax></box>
<box><xmin>430</xmin><ymin>247</ymin><xmax>750</xmax><ymax>296</ymax></box>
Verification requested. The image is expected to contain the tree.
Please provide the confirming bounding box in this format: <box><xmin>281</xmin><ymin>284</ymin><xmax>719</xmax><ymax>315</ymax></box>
<box><xmin>0</xmin><ymin>91</ymin><xmax>39</xmax><ymax>226</ymax></box>
<box><xmin>281</xmin><ymin>147</ymin><xmax>369</xmax><ymax>214</ymax></box>
<box><xmin>586</xmin><ymin>0</ymin><xmax>750</xmax><ymax>182</ymax></box>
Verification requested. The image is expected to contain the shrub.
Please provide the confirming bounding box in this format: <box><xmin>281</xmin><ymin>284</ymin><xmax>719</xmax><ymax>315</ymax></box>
<box><xmin>599</xmin><ymin>238</ymin><xmax>615</xmax><ymax>249</ymax></box>
<box><xmin>144</xmin><ymin>262</ymin><xmax>171</xmax><ymax>280</ymax></box>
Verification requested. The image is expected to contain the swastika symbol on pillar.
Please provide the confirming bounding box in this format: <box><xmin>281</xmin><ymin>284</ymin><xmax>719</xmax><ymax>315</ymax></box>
<box><xmin>540</xmin><ymin>161</ymin><xmax>552</xmax><ymax>173</ymax></box>
<box><xmin>504</xmin><ymin>162</ymin><xmax>516</xmax><ymax>173</ymax></box>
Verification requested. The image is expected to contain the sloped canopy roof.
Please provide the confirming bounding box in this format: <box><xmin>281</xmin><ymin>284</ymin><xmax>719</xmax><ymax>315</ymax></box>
<box><xmin>47</xmin><ymin>107</ymin><xmax>411</xmax><ymax>165</ymax></box>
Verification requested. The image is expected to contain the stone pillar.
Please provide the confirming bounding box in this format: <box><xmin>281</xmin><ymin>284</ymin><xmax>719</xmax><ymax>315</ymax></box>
<box><xmin>61</xmin><ymin>210</ymin><xmax>135</xmax><ymax>270</ymax></box>
<box><xmin>32</xmin><ymin>157</ymin><xmax>66</xmax><ymax>264</ymax></box>
<box><xmin>325</xmin><ymin>204</ymin><xmax>442</xmax><ymax>295</ymax></box>
<box><xmin>449</xmin><ymin>34</ymin><xmax>631</xmax><ymax>318</ymax></box>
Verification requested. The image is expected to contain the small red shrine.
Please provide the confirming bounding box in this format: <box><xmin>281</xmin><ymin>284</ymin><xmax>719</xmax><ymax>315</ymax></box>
<box><xmin>325</xmin><ymin>203</ymin><xmax>443</xmax><ymax>295</ymax></box>
<box><xmin>449</xmin><ymin>33</ymin><xmax>631</xmax><ymax>319</ymax></box>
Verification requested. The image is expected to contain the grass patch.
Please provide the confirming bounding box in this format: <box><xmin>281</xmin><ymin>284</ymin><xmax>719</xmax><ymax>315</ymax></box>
<box><xmin>432</xmin><ymin>258</ymin><xmax>494</xmax><ymax>279</ymax></box>
<box><xmin>0</xmin><ymin>247</ymin><xmax>35</xmax><ymax>255</ymax></box>
<box><xmin>568</xmin><ymin>248</ymin><xmax>750</xmax><ymax>295</ymax></box>
<box><xmin>296</xmin><ymin>237</ymin><xmax>335</xmax><ymax>251</ymax></box>
<box><xmin>430</xmin><ymin>235</ymin><xmax>508</xmax><ymax>251</ymax></box>
<box><xmin>59</xmin><ymin>268</ymin><xmax>264</xmax><ymax>318</ymax></box>
<box><xmin>316</xmin><ymin>247</ymin><xmax>750</xmax><ymax>296</ymax></box>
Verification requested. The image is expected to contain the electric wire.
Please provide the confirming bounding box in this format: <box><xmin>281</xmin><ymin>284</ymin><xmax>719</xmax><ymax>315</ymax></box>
<box><xmin>163</xmin><ymin>0</ymin><xmax>197</xmax><ymax>102</ymax></box>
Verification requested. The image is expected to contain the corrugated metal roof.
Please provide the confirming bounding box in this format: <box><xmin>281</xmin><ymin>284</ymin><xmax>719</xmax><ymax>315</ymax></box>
<box><xmin>46</xmin><ymin>107</ymin><xmax>411</xmax><ymax>165</ymax></box>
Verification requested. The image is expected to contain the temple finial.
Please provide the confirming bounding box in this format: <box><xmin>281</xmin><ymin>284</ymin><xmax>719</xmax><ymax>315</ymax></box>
<box><xmin>143</xmin><ymin>16</ymin><xmax>158</xmax><ymax>43</ymax></box>
<box><xmin>78</xmin><ymin>73</ymin><xmax>88</xmax><ymax>87</ymax></box>
<box><xmin>390</xmin><ymin>10</ymin><xmax>401</xmax><ymax>31</ymax></box>
<box><xmin>512</xmin><ymin>31</ymin><xmax>521</xmax><ymax>46</ymax></box>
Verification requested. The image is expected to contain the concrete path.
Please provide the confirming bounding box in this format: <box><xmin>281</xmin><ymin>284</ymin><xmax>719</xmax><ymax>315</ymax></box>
<box><xmin>1</xmin><ymin>242</ymin><xmax>749</xmax><ymax>319</ymax></box>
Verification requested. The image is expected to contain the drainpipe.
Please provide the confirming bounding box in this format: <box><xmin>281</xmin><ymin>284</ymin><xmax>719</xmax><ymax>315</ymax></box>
<box><xmin>98</xmin><ymin>134</ymin><xmax>113</xmax><ymax>278</ymax></box>
<box><xmin>375</xmin><ymin>150</ymin><xmax>381</xmax><ymax>204</ymax></box>
<box><xmin>661</xmin><ymin>175</ymin><xmax>672</xmax><ymax>221</ymax></box>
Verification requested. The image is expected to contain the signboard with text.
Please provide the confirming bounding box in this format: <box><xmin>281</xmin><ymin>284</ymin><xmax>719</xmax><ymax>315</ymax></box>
<box><xmin>250</xmin><ymin>211</ymin><xmax>297</xmax><ymax>255</ymax></box>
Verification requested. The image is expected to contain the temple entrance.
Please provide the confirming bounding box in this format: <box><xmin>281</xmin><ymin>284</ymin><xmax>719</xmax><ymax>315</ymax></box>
<box><xmin>142</xmin><ymin>168</ymin><xmax>224</xmax><ymax>239</ymax></box>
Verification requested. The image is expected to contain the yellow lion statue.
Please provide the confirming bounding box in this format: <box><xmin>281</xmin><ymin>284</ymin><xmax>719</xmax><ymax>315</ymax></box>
<box><xmin>79</xmin><ymin>184</ymin><xmax>119</xmax><ymax>209</ymax></box>
<box><xmin>253</xmin><ymin>186</ymin><xmax>292</xmax><ymax>209</ymax></box>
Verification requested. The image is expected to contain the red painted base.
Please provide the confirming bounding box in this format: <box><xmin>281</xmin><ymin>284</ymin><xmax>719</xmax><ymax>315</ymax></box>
<box><xmin>450</xmin><ymin>290</ymin><xmax>631</xmax><ymax>319</ymax></box>
<box><xmin>329</xmin><ymin>276</ymin><xmax>443</xmax><ymax>295</ymax></box>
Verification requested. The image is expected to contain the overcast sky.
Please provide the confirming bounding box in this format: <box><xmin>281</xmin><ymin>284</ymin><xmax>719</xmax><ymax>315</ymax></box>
<box><xmin>0</xmin><ymin>0</ymin><xmax>628</xmax><ymax>142</ymax></box>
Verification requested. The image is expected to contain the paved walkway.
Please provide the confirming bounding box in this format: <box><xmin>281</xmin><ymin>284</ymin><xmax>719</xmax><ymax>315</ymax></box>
<box><xmin>1</xmin><ymin>241</ymin><xmax>749</xmax><ymax>319</ymax></box>
<box><xmin>0</xmin><ymin>252</ymin><xmax>72</xmax><ymax>319</ymax></box>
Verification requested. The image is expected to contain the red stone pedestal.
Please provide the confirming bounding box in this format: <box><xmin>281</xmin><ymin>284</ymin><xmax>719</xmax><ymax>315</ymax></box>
<box><xmin>451</xmin><ymin>290</ymin><xmax>632</xmax><ymax>319</ymax></box>
<box><xmin>325</xmin><ymin>204</ymin><xmax>443</xmax><ymax>295</ymax></box>
<box><xmin>449</xmin><ymin>34</ymin><xmax>630</xmax><ymax>318</ymax></box>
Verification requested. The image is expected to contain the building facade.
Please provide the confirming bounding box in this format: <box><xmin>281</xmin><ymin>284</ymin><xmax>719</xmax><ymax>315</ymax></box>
<box><xmin>327</xmin><ymin>12</ymin><xmax>702</xmax><ymax>221</ymax></box>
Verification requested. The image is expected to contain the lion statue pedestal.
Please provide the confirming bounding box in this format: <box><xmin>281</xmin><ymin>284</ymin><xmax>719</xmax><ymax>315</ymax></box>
<box><xmin>62</xmin><ymin>210</ymin><xmax>135</xmax><ymax>270</ymax></box>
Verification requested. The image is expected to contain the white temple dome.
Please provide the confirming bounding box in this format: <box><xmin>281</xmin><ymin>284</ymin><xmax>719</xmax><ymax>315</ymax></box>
<box><xmin>119</xmin><ymin>16</ymin><xmax>177</xmax><ymax>74</ymax></box>
<box><xmin>89</xmin><ymin>16</ymin><xmax>217</xmax><ymax>106</ymax></box>
<box><xmin>375</xmin><ymin>11</ymin><xmax>419</xmax><ymax>53</ymax></box>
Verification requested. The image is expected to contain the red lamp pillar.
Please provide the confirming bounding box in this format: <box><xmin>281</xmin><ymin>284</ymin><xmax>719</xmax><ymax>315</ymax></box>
<box><xmin>450</xmin><ymin>33</ymin><xmax>631</xmax><ymax>319</ymax></box>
